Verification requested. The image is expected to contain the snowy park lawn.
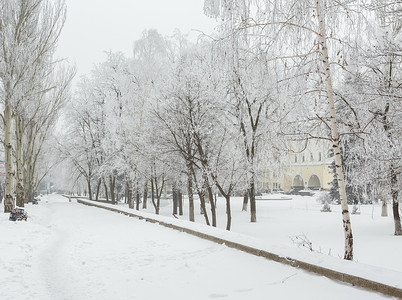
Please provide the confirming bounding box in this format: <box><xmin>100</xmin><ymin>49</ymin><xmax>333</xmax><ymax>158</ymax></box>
<box><xmin>142</xmin><ymin>192</ymin><xmax>402</xmax><ymax>272</ymax></box>
<box><xmin>0</xmin><ymin>193</ymin><xmax>401</xmax><ymax>300</ymax></box>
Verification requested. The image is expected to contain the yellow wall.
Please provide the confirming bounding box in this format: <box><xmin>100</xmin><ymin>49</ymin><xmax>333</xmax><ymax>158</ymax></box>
<box><xmin>258</xmin><ymin>139</ymin><xmax>335</xmax><ymax>192</ymax></box>
<box><xmin>281</xmin><ymin>163</ymin><xmax>333</xmax><ymax>191</ymax></box>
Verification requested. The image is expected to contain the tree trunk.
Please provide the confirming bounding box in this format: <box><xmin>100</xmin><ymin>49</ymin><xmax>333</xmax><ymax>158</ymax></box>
<box><xmin>96</xmin><ymin>178</ymin><xmax>101</xmax><ymax>201</ymax></box>
<box><xmin>207</xmin><ymin>185</ymin><xmax>217</xmax><ymax>227</ymax></box>
<box><xmin>150</xmin><ymin>176</ymin><xmax>159</xmax><ymax>214</ymax></box>
<box><xmin>178</xmin><ymin>189</ymin><xmax>183</xmax><ymax>216</ymax></box>
<box><xmin>4</xmin><ymin>102</ymin><xmax>14</xmax><ymax>213</ymax></box>
<box><xmin>188</xmin><ymin>159</ymin><xmax>210</xmax><ymax>224</ymax></box>
<box><xmin>316</xmin><ymin>0</ymin><xmax>353</xmax><ymax>260</ymax></box>
<box><xmin>201</xmin><ymin>172</ymin><xmax>216</xmax><ymax>226</ymax></box>
<box><xmin>215</xmin><ymin>181</ymin><xmax>232</xmax><ymax>231</ymax></box>
<box><xmin>382</xmin><ymin>95</ymin><xmax>401</xmax><ymax>234</ymax></box>
<box><xmin>173</xmin><ymin>189</ymin><xmax>178</xmax><ymax>215</ymax></box>
<box><xmin>124</xmin><ymin>184</ymin><xmax>127</xmax><ymax>204</ymax></box>
<box><xmin>25</xmin><ymin>182</ymin><xmax>33</xmax><ymax>206</ymax></box>
<box><xmin>136</xmin><ymin>188</ymin><xmax>140</xmax><ymax>211</ymax></box>
<box><xmin>187</xmin><ymin>170</ymin><xmax>195</xmax><ymax>222</ymax></box>
<box><xmin>197</xmin><ymin>190</ymin><xmax>210</xmax><ymax>226</ymax></box>
<box><xmin>109</xmin><ymin>175</ymin><xmax>115</xmax><ymax>204</ymax></box>
<box><xmin>103</xmin><ymin>180</ymin><xmax>109</xmax><ymax>202</ymax></box>
<box><xmin>156</xmin><ymin>196</ymin><xmax>161</xmax><ymax>214</ymax></box>
<box><xmin>142</xmin><ymin>182</ymin><xmax>148</xmax><ymax>209</ymax></box>
<box><xmin>87</xmin><ymin>179</ymin><xmax>92</xmax><ymax>200</ymax></box>
<box><xmin>24</xmin><ymin>163</ymin><xmax>34</xmax><ymax>205</ymax></box>
<box><xmin>225</xmin><ymin>195</ymin><xmax>232</xmax><ymax>231</ymax></box>
<box><xmin>242</xmin><ymin>192</ymin><xmax>248</xmax><ymax>211</ymax></box>
<box><xmin>23</xmin><ymin>160</ymin><xmax>29</xmax><ymax>204</ymax></box>
<box><xmin>391</xmin><ymin>166</ymin><xmax>402</xmax><ymax>235</ymax></box>
<box><xmin>128</xmin><ymin>189</ymin><xmax>134</xmax><ymax>209</ymax></box>
<box><xmin>192</xmin><ymin>165</ymin><xmax>210</xmax><ymax>225</ymax></box>
<box><xmin>381</xmin><ymin>200</ymin><xmax>388</xmax><ymax>217</ymax></box>
<box><xmin>249</xmin><ymin>179</ymin><xmax>257</xmax><ymax>222</ymax></box>
<box><xmin>15</xmin><ymin>114</ymin><xmax>25</xmax><ymax>207</ymax></box>
<box><xmin>16</xmin><ymin>157</ymin><xmax>24</xmax><ymax>207</ymax></box>
<box><xmin>128</xmin><ymin>182</ymin><xmax>134</xmax><ymax>209</ymax></box>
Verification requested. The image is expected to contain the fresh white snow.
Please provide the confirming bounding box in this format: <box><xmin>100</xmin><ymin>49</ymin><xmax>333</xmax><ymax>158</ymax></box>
<box><xmin>145</xmin><ymin>192</ymin><xmax>402</xmax><ymax>273</ymax></box>
<box><xmin>0</xmin><ymin>193</ymin><xmax>400</xmax><ymax>300</ymax></box>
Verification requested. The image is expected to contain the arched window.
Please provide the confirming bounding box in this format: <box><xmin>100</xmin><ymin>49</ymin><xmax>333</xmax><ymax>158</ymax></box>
<box><xmin>292</xmin><ymin>175</ymin><xmax>304</xmax><ymax>188</ymax></box>
<box><xmin>307</xmin><ymin>175</ymin><xmax>321</xmax><ymax>189</ymax></box>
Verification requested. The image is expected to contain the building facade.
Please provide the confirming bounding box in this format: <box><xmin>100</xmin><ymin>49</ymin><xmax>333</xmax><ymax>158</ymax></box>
<box><xmin>258</xmin><ymin>139</ymin><xmax>334</xmax><ymax>193</ymax></box>
<box><xmin>282</xmin><ymin>139</ymin><xmax>334</xmax><ymax>192</ymax></box>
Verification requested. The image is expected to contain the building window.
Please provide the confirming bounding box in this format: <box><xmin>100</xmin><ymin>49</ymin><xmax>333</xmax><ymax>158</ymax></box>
<box><xmin>294</xmin><ymin>155</ymin><xmax>297</xmax><ymax>163</ymax></box>
<box><xmin>319</xmin><ymin>152</ymin><xmax>322</xmax><ymax>161</ymax></box>
<box><xmin>310</xmin><ymin>153</ymin><xmax>314</xmax><ymax>162</ymax></box>
<box><xmin>302</xmin><ymin>155</ymin><xmax>305</xmax><ymax>162</ymax></box>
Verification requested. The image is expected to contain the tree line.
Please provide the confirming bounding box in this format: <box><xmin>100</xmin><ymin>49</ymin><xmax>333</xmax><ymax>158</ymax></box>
<box><xmin>0</xmin><ymin>0</ymin><xmax>74</xmax><ymax>211</ymax></box>
<box><xmin>62</xmin><ymin>0</ymin><xmax>401</xmax><ymax>261</ymax></box>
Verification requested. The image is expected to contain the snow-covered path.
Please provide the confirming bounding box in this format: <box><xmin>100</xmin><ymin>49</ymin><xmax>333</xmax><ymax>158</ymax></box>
<box><xmin>0</xmin><ymin>195</ymin><xmax>392</xmax><ymax>299</ymax></box>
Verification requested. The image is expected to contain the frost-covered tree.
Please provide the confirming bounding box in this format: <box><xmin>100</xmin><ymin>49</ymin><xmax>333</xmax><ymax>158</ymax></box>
<box><xmin>204</xmin><ymin>1</ymin><xmax>285</xmax><ymax>223</ymax></box>
<box><xmin>153</xmin><ymin>41</ymin><xmax>213</xmax><ymax>224</ymax></box>
<box><xmin>64</xmin><ymin>51</ymin><xmax>139</xmax><ymax>203</ymax></box>
<box><xmin>352</xmin><ymin>0</ymin><xmax>402</xmax><ymax>235</ymax></box>
<box><xmin>0</xmin><ymin>0</ymin><xmax>69</xmax><ymax>211</ymax></box>
<box><xmin>18</xmin><ymin>66</ymin><xmax>73</xmax><ymax>205</ymax></box>
<box><xmin>203</xmin><ymin>0</ymin><xmax>365</xmax><ymax>259</ymax></box>
<box><xmin>329</xmin><ymin>138</ymin><xmax>367</xmax><ymax>205</ymax></box>
<box><xmin>62</xmin><ymin>76</ymin><xmax>100</xmax><ymax>200</ymax></box>
<box><xmin>65</xmin><ymin>30</ymin><xmax>174</xmax><ymax>207</ymax></box>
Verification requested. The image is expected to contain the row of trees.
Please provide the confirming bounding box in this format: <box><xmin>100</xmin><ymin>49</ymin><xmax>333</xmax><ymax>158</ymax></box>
<box><xmin>61</xmin><ymin>30</ymin><xmax>272</xmax><ymax>229</ymax></box>
<box><xmin>202</xmin><ymin>0</ymin><xmax>402</xmax><ymax>260</ymax></box>
<box><xmin>0</xmin><ymin>0</ymin><xmax>74</xmax><ymax>211</ymax></box>
<box><xmin>62</xmin><ymin>0</ymin><xmax>401</xmax><ymax>261</ymax></box>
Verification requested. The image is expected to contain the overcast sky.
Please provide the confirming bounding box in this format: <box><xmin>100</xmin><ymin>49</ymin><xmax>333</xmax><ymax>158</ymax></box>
<box><xmin>56</xmin><ymin>0</ymin><xmax>218</xmax><ymax>77</ymax></box>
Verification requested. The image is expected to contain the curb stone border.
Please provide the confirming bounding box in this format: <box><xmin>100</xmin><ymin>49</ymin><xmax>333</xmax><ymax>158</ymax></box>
<box><xmin>76</xmin><ymin>199</ymin><xmax>402</xmax><ymax>299</ymax></box>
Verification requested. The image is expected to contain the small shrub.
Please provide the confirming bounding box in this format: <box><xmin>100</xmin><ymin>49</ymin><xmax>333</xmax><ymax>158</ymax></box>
<box><xmin>290</xmin><ymin>234</ymin><xmax>314</xmax><ymax>252</ymax></box>
<box><xmin>321</xmin><ymin>201</ymin><xmax>332</xmax><ymax>212</ymax></box>
<box><xmin>351</xmin><ymin>204</ymin><xmax>360</xmax><ymax>215</ymax></box>
<box><xmin>316</xmin><ymin>192</ymin><xmax>331</xmax><ymax>204</ymax></box>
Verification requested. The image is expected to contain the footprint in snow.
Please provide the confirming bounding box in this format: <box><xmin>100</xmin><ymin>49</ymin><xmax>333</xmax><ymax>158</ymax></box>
<box><xmin>209</xmin><ymin>293</ymin><xmax>228</xmax><ymax>298</ymax></box>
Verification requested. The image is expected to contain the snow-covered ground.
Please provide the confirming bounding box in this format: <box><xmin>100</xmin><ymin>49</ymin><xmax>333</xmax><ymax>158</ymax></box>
<box><xmin>144</xmin><ymin>192</ymin><xmax>402</xmax><ymax>273</ymax></box>
<box><xmin>0</xmin><ymin>193</ymin><xmax>400</xmax><ymax>299</ymax></box>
